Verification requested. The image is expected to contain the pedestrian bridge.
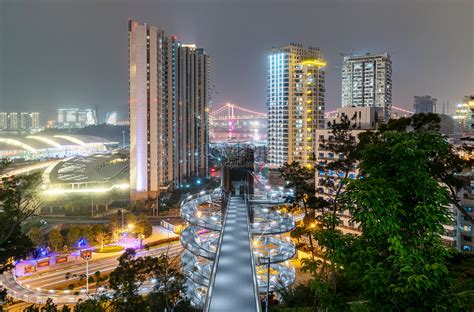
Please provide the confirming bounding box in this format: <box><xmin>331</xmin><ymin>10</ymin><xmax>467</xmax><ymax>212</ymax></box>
<box><xmin>180</xmin><ymin>188</ymin><xmax>296</xmax><ymax>311</ymax></box>
<box><xmin>206</xmin><ymin>197</ymin><xmax>260</xmax><ymax>312</ymax></box>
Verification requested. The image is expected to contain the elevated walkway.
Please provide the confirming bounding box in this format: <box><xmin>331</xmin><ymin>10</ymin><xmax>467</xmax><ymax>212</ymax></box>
<box><xmin>206</xmin><ymin>197</ymin><xmax>260</xmax><ymax>312</ymax></box>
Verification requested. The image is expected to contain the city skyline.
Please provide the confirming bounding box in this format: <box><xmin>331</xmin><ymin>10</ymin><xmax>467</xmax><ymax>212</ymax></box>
<box><xmin>2</xmin><ymin>0</ymin><xmax>473</xmax><ymax>119</ymax></box>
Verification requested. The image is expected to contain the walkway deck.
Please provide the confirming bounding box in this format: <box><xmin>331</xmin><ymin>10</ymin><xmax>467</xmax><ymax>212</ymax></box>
<box><xmin>207</xmin><ymin>197</ymin><xmax>260</xmax><ymax>312</ymax></box>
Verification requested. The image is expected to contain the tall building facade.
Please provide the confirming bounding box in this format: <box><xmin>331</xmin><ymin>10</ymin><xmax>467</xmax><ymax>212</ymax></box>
<box><xmin>341</xmin><ymin>53</ymin><xmax>392</xmax><ymax>118</ymax></box>
<box><xmin>454</xmin><ymin>95</ymin><xmax>474</xmax><ymax>134</ymax></box>
<box><xmin>9</xmin><ymin>112</ymin><xmax>19</xmax><ymax>130</ymax></box>
<box><xmin>57</xmin><ymin>108</ymin><xmax>97</xmax><ymax>129</ymax></box>
<box><xmin>413</xmin><ymin>95</ymin><xmax>437</xmax><ymax>114</ymax></box>
<box><xmin>0</xmin><ymin>113</ymin><xmax>8</xmax><ymax>130</ymax></box>
<box><xmin>30</xmin><ymin>112</ymin><xmax>40</xmax><ymax>129</ymax></box>
<box><xmin>267</xmin><ymin>43</ymin><xmax>326</xmax><ymax>167</ymax></box>
<box><xmin>129</xmin><ymin>19</ymin><xmax>209</xmax><ymax>201</ymax></box>
<box><xmin>0</xmin><ymin>112</ymin><xmax>40</xmax><ymax>132</ymax></box>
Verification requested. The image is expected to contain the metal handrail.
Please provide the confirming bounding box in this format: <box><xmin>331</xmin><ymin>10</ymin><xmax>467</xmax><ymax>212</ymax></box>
<box><xmin>246</xmin><ymin>193</ymin><xmax>263</xmax><ymax>312</ymax></box>
<box><xmin>203</xmin><ymin>193</ymin><xmax>230</xmax><ymax>312</ymax></box>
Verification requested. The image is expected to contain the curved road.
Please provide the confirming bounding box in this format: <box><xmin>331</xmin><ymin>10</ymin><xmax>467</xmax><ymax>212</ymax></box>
<box><xmin>2</xmin><ymin>242</ymin><xmax>183</xmax><ymax>305</ymax></box>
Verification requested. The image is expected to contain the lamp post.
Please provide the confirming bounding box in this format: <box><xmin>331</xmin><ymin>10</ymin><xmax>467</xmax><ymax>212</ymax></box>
<box><xmin>266</xmin><ymin>256</ymin><xmax>271</xmax><ymax>312</ymax></box>
<box><xmin>80</xmin><ymin>250</ymin><xmax>92</xmax><ymax>294</ymax></box>
<box><xmin>254</xmin><ymin>238</ymin><xmax>271</xmax><ymax>312</ymax></box>
<box><xmin>119</xmin><ymin>209</ymin><xmax>124</xmax><ymax>231</ymax></box>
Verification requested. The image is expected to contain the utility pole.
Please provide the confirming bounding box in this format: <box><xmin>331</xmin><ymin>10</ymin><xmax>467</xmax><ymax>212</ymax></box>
<box><xmin>121</xmin><ymin>209</ymin><xmax>124</xmax><ymax>231</ymax></box>
<box><xmin>80</xmin><ymin>250</ymin><xmax>92</xmax><ymax>294</ymax></box>
<box><xmin>266</xmin><ymin>256</ymin><xmax>271</xmax><ymax>312</ymax></box>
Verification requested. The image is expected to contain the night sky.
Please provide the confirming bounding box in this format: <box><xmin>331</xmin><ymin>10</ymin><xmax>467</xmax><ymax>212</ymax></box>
<box><xmin>1</xmin><ymin>0</ymin><xmax>473</xmax><ymax>122</ymax></box>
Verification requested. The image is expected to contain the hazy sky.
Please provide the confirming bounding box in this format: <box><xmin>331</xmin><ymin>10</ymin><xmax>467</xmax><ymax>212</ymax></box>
<box><xmin>1</xmin><ymin>0</ymin><xmax>473</xmax><ymax>121</ymax></box>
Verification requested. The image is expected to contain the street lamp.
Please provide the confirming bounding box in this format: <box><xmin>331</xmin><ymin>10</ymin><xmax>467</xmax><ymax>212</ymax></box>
<box><xmin>80</xmin><ymin>250</ymin><xmax>92</xmax><ymax>294</ymax></box>
<box><xmin>260</xmin><ymin>256</ymin><xmax>271</xmax><ymax>312</ymax></box>
<box><xmin>138</xmin><ymin>233</ymin><xmax>145</xmax><ymax>249</ymax></box>
<box><xmin>91</xmin><ymin>193</ymin><xmax>94</xmax><ymax>217</ymax></box>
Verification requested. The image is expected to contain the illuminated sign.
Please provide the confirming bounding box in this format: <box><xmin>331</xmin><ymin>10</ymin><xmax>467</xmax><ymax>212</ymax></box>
<box><xmin>80</xmin><ymin>250</ymin><xmax>92</xmax><ymax>261</ymax></box>
<box><xmin>24</xmin><ymin>265</ymin><xmax>36</xmax><ymax>273</ymax></box>
<box><xmin>37</xmin><ymin>259</ymin><xmax>50</xmax><ymax>268</ymax></box>
<box><xmin>56</xmin><ymin>255</ymin><xmax>68</xmax><ymax>264</ymax></box>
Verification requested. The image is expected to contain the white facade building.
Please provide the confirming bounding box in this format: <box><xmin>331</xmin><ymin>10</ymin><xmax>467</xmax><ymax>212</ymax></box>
<box><xmin>57</xmin><ymin>108</ymin><xmax>97</xmax><ymax>129</ymax></box>
<box><xmin>342</xmin><ymin>53</ymin><xmax>392</xmax><ymax>119</ymax></box>
<box><xmin>129</xmin><ymin>19</ymin><xmax>209</xmax><ymax>201</ymax></box>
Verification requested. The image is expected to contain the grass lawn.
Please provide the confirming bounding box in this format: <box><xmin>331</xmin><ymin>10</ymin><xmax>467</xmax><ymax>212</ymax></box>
<box><xmin>94</xmin><ymin>245</ymin><xmax>124</xmax><ymax>253</ymax></box>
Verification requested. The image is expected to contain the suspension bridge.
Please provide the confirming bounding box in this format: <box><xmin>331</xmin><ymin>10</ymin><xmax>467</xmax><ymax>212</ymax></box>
<box><xmin>209</xmin><ymin>103</ymin><xmax>267</xmax><ymax>142</ymax></box>
<box><xmin>209</xmin><ymin>103</ymin><xmax>414</xmax><ymax>143</ymax></box>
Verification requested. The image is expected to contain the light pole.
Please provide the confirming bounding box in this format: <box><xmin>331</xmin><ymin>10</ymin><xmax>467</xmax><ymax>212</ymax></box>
<box><xmin>91</xmin><ymin>193</ymin><xmax>94</xmax><ymax>217</ymax></box>
<box><xmin>120</xmin><ymin>209</ymin><xmax>124</xmax><ymax>231</ymax></box>
<box><xmin>80</xmin><ymin>250</ymin><xmax>92</xmax><ymax>294</ymax></box>
<box><xmin>122</xmin><ymin>130</ymin><xmax>126</xmax><ymax>147</ymax></box>
<box><xmin>266</xmin><ymin>256</ymin><xmax>271</xmax><ymax>312</ymax></box>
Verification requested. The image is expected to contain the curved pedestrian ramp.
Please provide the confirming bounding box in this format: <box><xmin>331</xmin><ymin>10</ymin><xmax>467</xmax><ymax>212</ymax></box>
<box><xmin>205</xmin><ymin>196</ymin><xmax>261</xmax><ymax>312</ymax></box>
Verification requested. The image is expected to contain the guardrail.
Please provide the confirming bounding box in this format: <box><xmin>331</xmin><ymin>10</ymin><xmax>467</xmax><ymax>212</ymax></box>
<box><xmin>246</xmin><ymin>194</ymin><xmax>264</xmax><ymax>312</ymax></box>
<box><xmin>203</xmin><ymin>192</ymin><xmax>230</xmax><ymax>311</ymax></box>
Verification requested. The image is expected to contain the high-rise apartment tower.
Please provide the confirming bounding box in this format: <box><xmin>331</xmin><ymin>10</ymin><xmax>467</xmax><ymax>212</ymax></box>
<box><xmin>342</xmin><ymin>53</ymin><xmax>392</xmax><ymax>118</ymax></box>
<box><xmin>414</xmin><ymin>95</ymin><xmax>437</xmax><ymax>114</ymax></box>
<box><xmin>129</xmin><ymin>19</ymin><xmax>209</xmax><ymax>201</ymax></box>
<box><xmin>267</xmin><ymin>43</ymin><xmax>326</xmax><ymax>167</ymax></box>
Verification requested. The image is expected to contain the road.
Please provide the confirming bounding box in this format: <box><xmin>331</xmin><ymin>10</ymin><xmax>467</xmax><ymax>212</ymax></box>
<box><xmin>2</xmin><ymin>242</ymin><xmax>183</xmax><ymax>306</ymax></box>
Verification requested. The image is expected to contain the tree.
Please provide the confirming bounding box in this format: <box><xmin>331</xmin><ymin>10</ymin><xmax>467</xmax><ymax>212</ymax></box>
<box><xmin>300</xmin><ymin>114</ymin><xmax>359</xmax><ymax>310</ymax></box>
<box><xmin>124</xmin><ymin>213</ymin><xmax>137</xmax><ymax>226</ymax></box>
<box><xmin>343</xmin><ymin>130</ymin><xmax>454</xmax><ymax>310</ymax></box>
<box><xmin>81</xmin><ymin>225</ymin><xmax>94</xmax><ymax>244</ymax></box>
<box><xmin>379</xmin><ymin>113</ymin><xmax>474</xmax><ymax>223</ymax></box>
<box><xmin>92</xmin><ymin>225</ymin><xmax>110</xmax><ymax>251</ymax></box>
<box><xmin>27</xmin><ymin>227</ymin><xmax>43</xmax><ymax>247</ymax></box>
<box><xmin>108</xmin><ymin>248</ymin><xmax>156</xmax><ymax>311</ymax></box>
<box><xmin>147</xmin><ymin>254</ymin><xmax>190</xmax><ymax>311</ymax></box>
<box><xmin>279</xmin><ymin>162</ymin><xmax>317</xmax><ymax>259</ymax></box>
<box><xmin>74</xmin><ymin>298</ymin><xmax>109</xmax><ymax>312</ymax></box>
<box><xmin>0</xmin><ymin>161</ymin><xmax>41</xmax><ymax>273</ymax></box>
<box><xmin>66</xmin><ymin>226</ymin><xmax>82</xmax><ymax>247</ymax></box>
<box><xmin>107</xmin><ymin>248</ymin><xmax>192</xmax><ymax>311</ymax></box>
<box><xmin>136</xmin><ymin>220</ymin><xmax>153</xmax><ymax>239</ymax></box>
<box><xmin>48</xmin><ymin>229</ymin><xmax>63</xmax><ymax>252</ymax></box>
<box><xmin>23</xmin><ymin>298</ymin><xmax>71</xmax><ymax>312</ymax></box>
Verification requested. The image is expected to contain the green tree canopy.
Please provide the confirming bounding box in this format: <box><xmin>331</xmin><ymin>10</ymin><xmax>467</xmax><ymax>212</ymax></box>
<box><xmin>27</xmin><ymin>227</ymin><xmax>43</xmax><ymax>247</ymax></box>
<box><xmin>66</xmin><ymin>226</ymin><xmax>82</xmax><ymax>247</ymax></box>
<box><xmin>48</xmin><ymin>229</ymin><xmax>63</xmax><ymax>252</ymax></box>
<box><xmin>343</xmin><ymin>130</ymin><xmax>454</xmax><ymax>310</ymax></box>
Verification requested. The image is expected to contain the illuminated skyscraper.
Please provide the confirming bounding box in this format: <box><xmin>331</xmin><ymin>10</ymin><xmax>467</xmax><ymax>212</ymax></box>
<box><xmin>342</xmin><ymin>53</ymin><xmax>392</xmax><ymax>118</ymax></box>
<box><xmin>454</xmin><ymin>95</ymin><xmax>474</xmax><ymax>134</ymax></box>
<box><xmin>8</xmin><ymin>112</ymin><xmax>19</xmax><ymax>130</ymax></box>
<box><xmin>267</xmin><ymin>43</ymin><xmax>326</xmax><ymax>167</ymax></box>
<box><xmin>129</xmin><ymin>19</ymin><xmax>209</xmax><ymax>201</ymax></box>
<box><xmin>57</xmin><ymin>108</ymin><xmax>97</xmax><ymax>128</ymax></box>
<box><xmin>0</xmin><ymin>113</ymin><xmax>7</xmax><ymax>130</ymax></box>
<box><xmin>30</xmin><ymin>112</ymin><xmax>40</xmax><ymax>129</ymax></box>
<box><xmin>20</xmin><ymin>112</ymin><xmax>29</xmax><ymax>130</ymax></box>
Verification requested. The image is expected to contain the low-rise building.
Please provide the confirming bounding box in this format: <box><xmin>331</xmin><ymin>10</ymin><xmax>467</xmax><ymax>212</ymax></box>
<box><xmin>315</xmin><ymin>106</ymin><xmax>459</xmax><ymax>248</ymax></box>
